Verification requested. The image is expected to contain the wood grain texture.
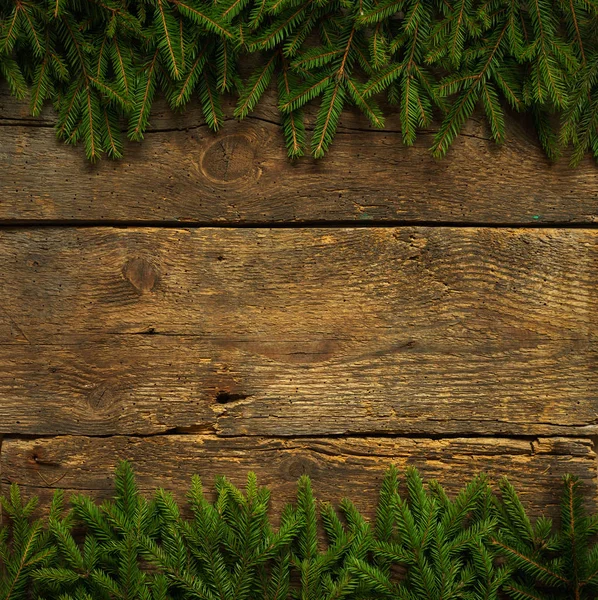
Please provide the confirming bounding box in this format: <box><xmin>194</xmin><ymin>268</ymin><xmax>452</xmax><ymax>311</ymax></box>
<box><xmin>0</xmin><ymin>227</ymin><xmax>596</xmax><ymax>437</ymax></box>
<box><xmin>1</xmin><ymin>435</ymin><xmax>595</xmax><ymax>521</ymax></box>
<box><xmin>0</xmin><ymin>87</ymin><xmax>597</xmax><ymax>225</ymax></box>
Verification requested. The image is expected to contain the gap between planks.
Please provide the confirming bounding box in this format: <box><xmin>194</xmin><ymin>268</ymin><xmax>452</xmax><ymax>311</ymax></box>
<box><xmin>2</xmin><ymin>220</ymin><xmax>598</xmax><ymax>229</ymax></box>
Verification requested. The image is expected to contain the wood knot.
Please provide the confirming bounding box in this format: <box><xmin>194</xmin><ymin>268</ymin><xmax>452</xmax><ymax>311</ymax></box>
<box><xmin>200</xmin><ymin>135</ymin><xmax>260</xmax><ymax>184</ymax></box>
<box><xmin>122</xmin><ymin>257</ymin><xmax>158</xmax><ymax>294</ymax></box>
<box><xmin>87</xmin><ymin>382</ymin><xmax>115</xmax><ymax>412</ymax></box>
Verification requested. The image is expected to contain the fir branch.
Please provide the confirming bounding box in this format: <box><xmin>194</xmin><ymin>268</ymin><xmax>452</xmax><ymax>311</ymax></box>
<box><xmin>171</xmin><ymin>0</ymin><xmax>235</xmax><ymax>38</ymax></box>
<box><xmin>1</xmin><ymin>464</ymin><xmax>598</xmax><ymax>600</ymax></box>
<box><xmin>0</xmin><ymin>0</ymin><xmax>597</xmax><ymax>162</ymax></box>
<box><xmin>170</xmin><ymin>40</ymin><xmax>210</xmax><ymax>107</ymax></box>
<box><xmin>128</xmin><ymin>48</ymin><xmax>159</xmax><ymax>141</ymax></box>
<box><xmin>155</xmin><ymin>0</ymin><xmax>184</xmax><ymax>79</ymax></box>
<box><xmin>278</xmin><ymin>54</ymin><xmax>305</xmax><ymax>157</ymax></box>
<box><xmin>199</xmin><ymin>68</ymin><xmax>224</xmax><ymax>130</ymax></box>
<box><xmin>431</xmin><ymin>18</ymin><xmax>510</xmax><ymax>157</ymax></box>
<box><xmin>311</xmin><ymin>78</ymin><xmax>344</xmax><ymax>158</ymax></box>
<box><xmin>234</xmin><ymin>51</ymin><xmax>277</xmax><ymax>118</ymax></box>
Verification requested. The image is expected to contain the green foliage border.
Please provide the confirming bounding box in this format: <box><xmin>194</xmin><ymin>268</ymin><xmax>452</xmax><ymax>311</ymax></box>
<box><xmin>1</xmin><ymin>0</ymin><xmax>598</xmax><ymax>163</ymax></box>
<box><xmin>1</xmin><ymin>461</ymin><xmax>598</xmax><ymax>600</ymax></box>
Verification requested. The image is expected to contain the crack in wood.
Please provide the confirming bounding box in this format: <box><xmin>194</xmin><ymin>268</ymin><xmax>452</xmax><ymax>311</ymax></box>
<box><xmin>0</xmin><ymin>113</ymin><xmax>494</xmax><ymax>143</ymax></box>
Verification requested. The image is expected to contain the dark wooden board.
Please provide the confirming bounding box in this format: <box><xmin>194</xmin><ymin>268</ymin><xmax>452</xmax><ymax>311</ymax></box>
<box><xmin>0</xmin><ymin>227</ymin><xmax>596</xmax><ymax>437</ymax></box>
<box><xmin>2</xmin><ymin>435</ymin><xmax>595</xmax><ymax>521</ymax></box>
<box><xmin>0</xmin><ymin>87</ymin><xmax>597</xmax><ymax>225</ymax></box>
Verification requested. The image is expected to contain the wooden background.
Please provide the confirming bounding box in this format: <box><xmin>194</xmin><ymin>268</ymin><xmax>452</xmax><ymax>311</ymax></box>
<box><xmin>0</xmin><ymin>84</ymin><xmax>597</xmax><ymax>521</ymax></box>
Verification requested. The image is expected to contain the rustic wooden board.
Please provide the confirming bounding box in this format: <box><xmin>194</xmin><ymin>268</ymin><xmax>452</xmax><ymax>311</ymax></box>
<box><xmin>1</xmin><ymin>435</ymin><xmax>595</xmax><ymax>521</ymax></box>
<box><xmin>0</xmin><ymin>87</ymin><xmax>597</xmax><ymax>225</ymax></box>
<box><xmin>0</xmin><ymin>227</ymin><xmax>596</xmax><ymax>437</ymax></box>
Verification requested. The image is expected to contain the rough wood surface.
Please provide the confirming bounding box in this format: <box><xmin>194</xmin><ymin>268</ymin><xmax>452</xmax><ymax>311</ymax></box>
<box><xmin>0</xmin><ymin>87</ymin><xmax>596</xmax><ymax>225</ymax></box>
<box><xmin>0</xmin><ymin>227</ymin><xmax>596</xmax><ymax>437</ymax></box>
<box><xmin>2</xmin><ymin>435</ymin><xmax>595</xmax><ymax>521</ymax></box>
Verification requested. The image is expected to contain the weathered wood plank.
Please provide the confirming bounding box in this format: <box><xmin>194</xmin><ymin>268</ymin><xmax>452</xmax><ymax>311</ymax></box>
<box><xmin>0</xmin><ymin>87</ymin><xmax>596</xmax><ymax>224</ymax></box>
<box><xmin>0</xmin><ymin>227</ymin><xmax>596</xmax><ymax>437</ymax></box>
<box><xmin>1</xmin><ymin>435</ymin><xmax>595</xmax><ymax>521</ymax></box>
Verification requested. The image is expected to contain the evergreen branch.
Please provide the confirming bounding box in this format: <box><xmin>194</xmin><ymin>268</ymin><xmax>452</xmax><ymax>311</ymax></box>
<box><xmin>221</xmin><ymin>0</ymin><xmax>251</xmax><ymax>21</ymax></box>
<box><xmin>102</xmin><ymin>104</ymin><xmax>124</xmax><ymax>158</ymax></box>
<box><xmin>567</xmin><ymin>0</ymin><xmax>585</xmax><ymax>64</ymax></box>
<box><xmin>0</xmin><ymin>5</ymin><xmax>20</xmax><ymax>54</ymax></box>
<box><xmin>56</xmin><ymin>79</ymin><xmax>83</xmax><ymax>139</ymax></box>
<box><xmin>155</xmin><ymin>0</ymin><xmax>183</xmax><ymax>79</ymax></box>
<box><xmin>503</xmin><ymin>582</ymin><xmax>549</xmax><ymax>600</ymax></box>
<box><xmin>448</xmin><ymin>0</ymin><xmax>469</xmax><ymax>65</ymax></box>
<box><xmin>493</xmin><ymin>67</ymin><xmax>524</xmax><ymax>110</ymax></box>
<box><xmin>234</xmin><ymin>52</ymin><xmax>277</xmax><ymax>118</ymax></box>
<box><xmin>217</xmin><ymin>40</ymin><xmax>233</xmax><ymax>92</ymax></box>
<box><xmin>312</xmin><ymin>79</ymin><xmax>344</xmax><ymax>158</ymax></box>
<box><xmin>249</xmin><ymin>0</ymin><xmax>268</xmax><ymax>29</ymax></box>
<box><xmin>0</xmin><ymin>0</ymin><xmax>597</xmax><ymax>162</ymax></box>
<box><xmin>337</xmin><ymin>27</ymin><xmax>356</xmax><ymax>77</ymax></box>
<box><xmin>345</xmin><ymin>77</ymin><xmax>385</xmax><ymax>128</ymax></box>
<box><xmin>172</xmin><ymin>43</ymin><xmax>209</xmax><ymax>106</ymax></box>
<box><xmin>481</xmin><ymin>80</ymin><xmax>505</xmax><ymax>142</ymax></box>
<box><xmin>111</xmin><ymin>38</ymin><xmax>132</xmax><ymax>97</ymax></box>
<box><xmin>491</xmin><ymin>540</ymin><xmax>569</xmax><ymax>585</ymax></box>
<box><xmin>266</xmin><ymin>0</ymin><xmax>295</xmax><ymax>16</ymax></box>
<box><xmin>89</xmin><ymin>76</ymin><xmax>131</xmax><ymax>108</ymax></box>
<box><xmin>30</xmin><ymin>58</ymin><xmax>49</xmax><ymax>115</ymax></box>
<box><xmin>0</xmin><ymin>464</ymin><xmax>598</xmax><ymax>600</ymax></box>
<box><xmin>53</xmin><ymin>0</ymin><xmax>63</xmax><ymax>18</ymax></box>
<box><xmin>282</xmin><ymin>6</ymin><xmax>319</xmax><ymax>57</ymax></box>
<box><xmin>21</xmin><ymin>6</ymin><xmax>44</xmax><ymax>58</ymax></box>
<box><xmin>355</xmin><ymin>0</ymin><xmax>403</xmax><ymax>27</ymax></box>
<box><xmin>362</xmin><ymin>62</ymin><xmax>403</xmax><ymax>97</ymax></box>
<box><xmin>291</xmin><ymin>46</ymin><xmax>343</xmax><ymax>70</ymax></box>
<box><xmin>432</xmin><ymin>20</ymin><xmax>508</xmax><ymax>157</ymax></box>
<box><xmin>199</xmin><ymin>69</ymin><xmax>224</xmax><ymax>130</ymax></box>
<box><xmin>171</xmin><ymin>0</ymin><xmax>234</xmax><ymax>38</ymax></box>
<box><xmin>279</xmin><ymin>73</ymin><xmax>331</xmax><ymax>112</ymax></box>
<box><xmin>278</xmin><ymin>56</ymin><xmax>305</xmax><ymax>157</ymax></box>
<box><xmin>250</xmin><ymin>3</ymin><xmax>308</xmax><ymax>50</ymax></box>
<box><xmin>0</xmin><ymin>56</ymin><xmax>26</xmax><ymax>99</ymax></box>
<box><xmin>2</xmin><ymin>521</ymin><xmax>44</xmax><ymax>600</ymax></box>
<box><xmin>128</xmin><ymin>49</ymin><xmax>159</xmax><ymax>140</ymax></box>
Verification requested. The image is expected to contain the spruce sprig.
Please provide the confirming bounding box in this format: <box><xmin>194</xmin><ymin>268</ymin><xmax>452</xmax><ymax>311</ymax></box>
<box><xmin>0</xmin><ymin>485</ymin><xmax>56</xmax><ymax>600</ymax></box>
<box><xmin>349</xmin><ymin>466</ymin><xmax>510</xmax><ymax>599</ymax></box>
<box><xmin>1</xmin><ymin>462</ymin><xmax>598</xmax><ymax>600</ymax></box>
<box><xmin>493</xmin><ymin>474</ymin><xmax>598</xmax><ymax>600</ymax></box>
<box><xmin>290</xmin><ymin>474</ymin><xmax>378</xmax><ymax>600</ymax></box>
<box><xmin>32</xmin><ymin>461</ymin><xmax>165</xmax><ymax>600</ymax></box>
<box><xmin>141</xmin><ymin>471</ymin><xmax>302</xmax><ymax>600</ymax></box>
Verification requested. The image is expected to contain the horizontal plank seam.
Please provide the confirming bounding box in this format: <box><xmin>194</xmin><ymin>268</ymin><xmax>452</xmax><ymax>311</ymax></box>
<box><xmin>0</xmin><ymin>431</ymin><xmax>591</xmax><ymax>445</ymax></box>
<box><xmin>0</xmin><ymin>221</ymin><xmax>597</xmax><ymax>229</ymax></box>
<box><xmin>0</xmin><ymin>120</ymin><xmax>54</xmax><ymax>129</ymax></box>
